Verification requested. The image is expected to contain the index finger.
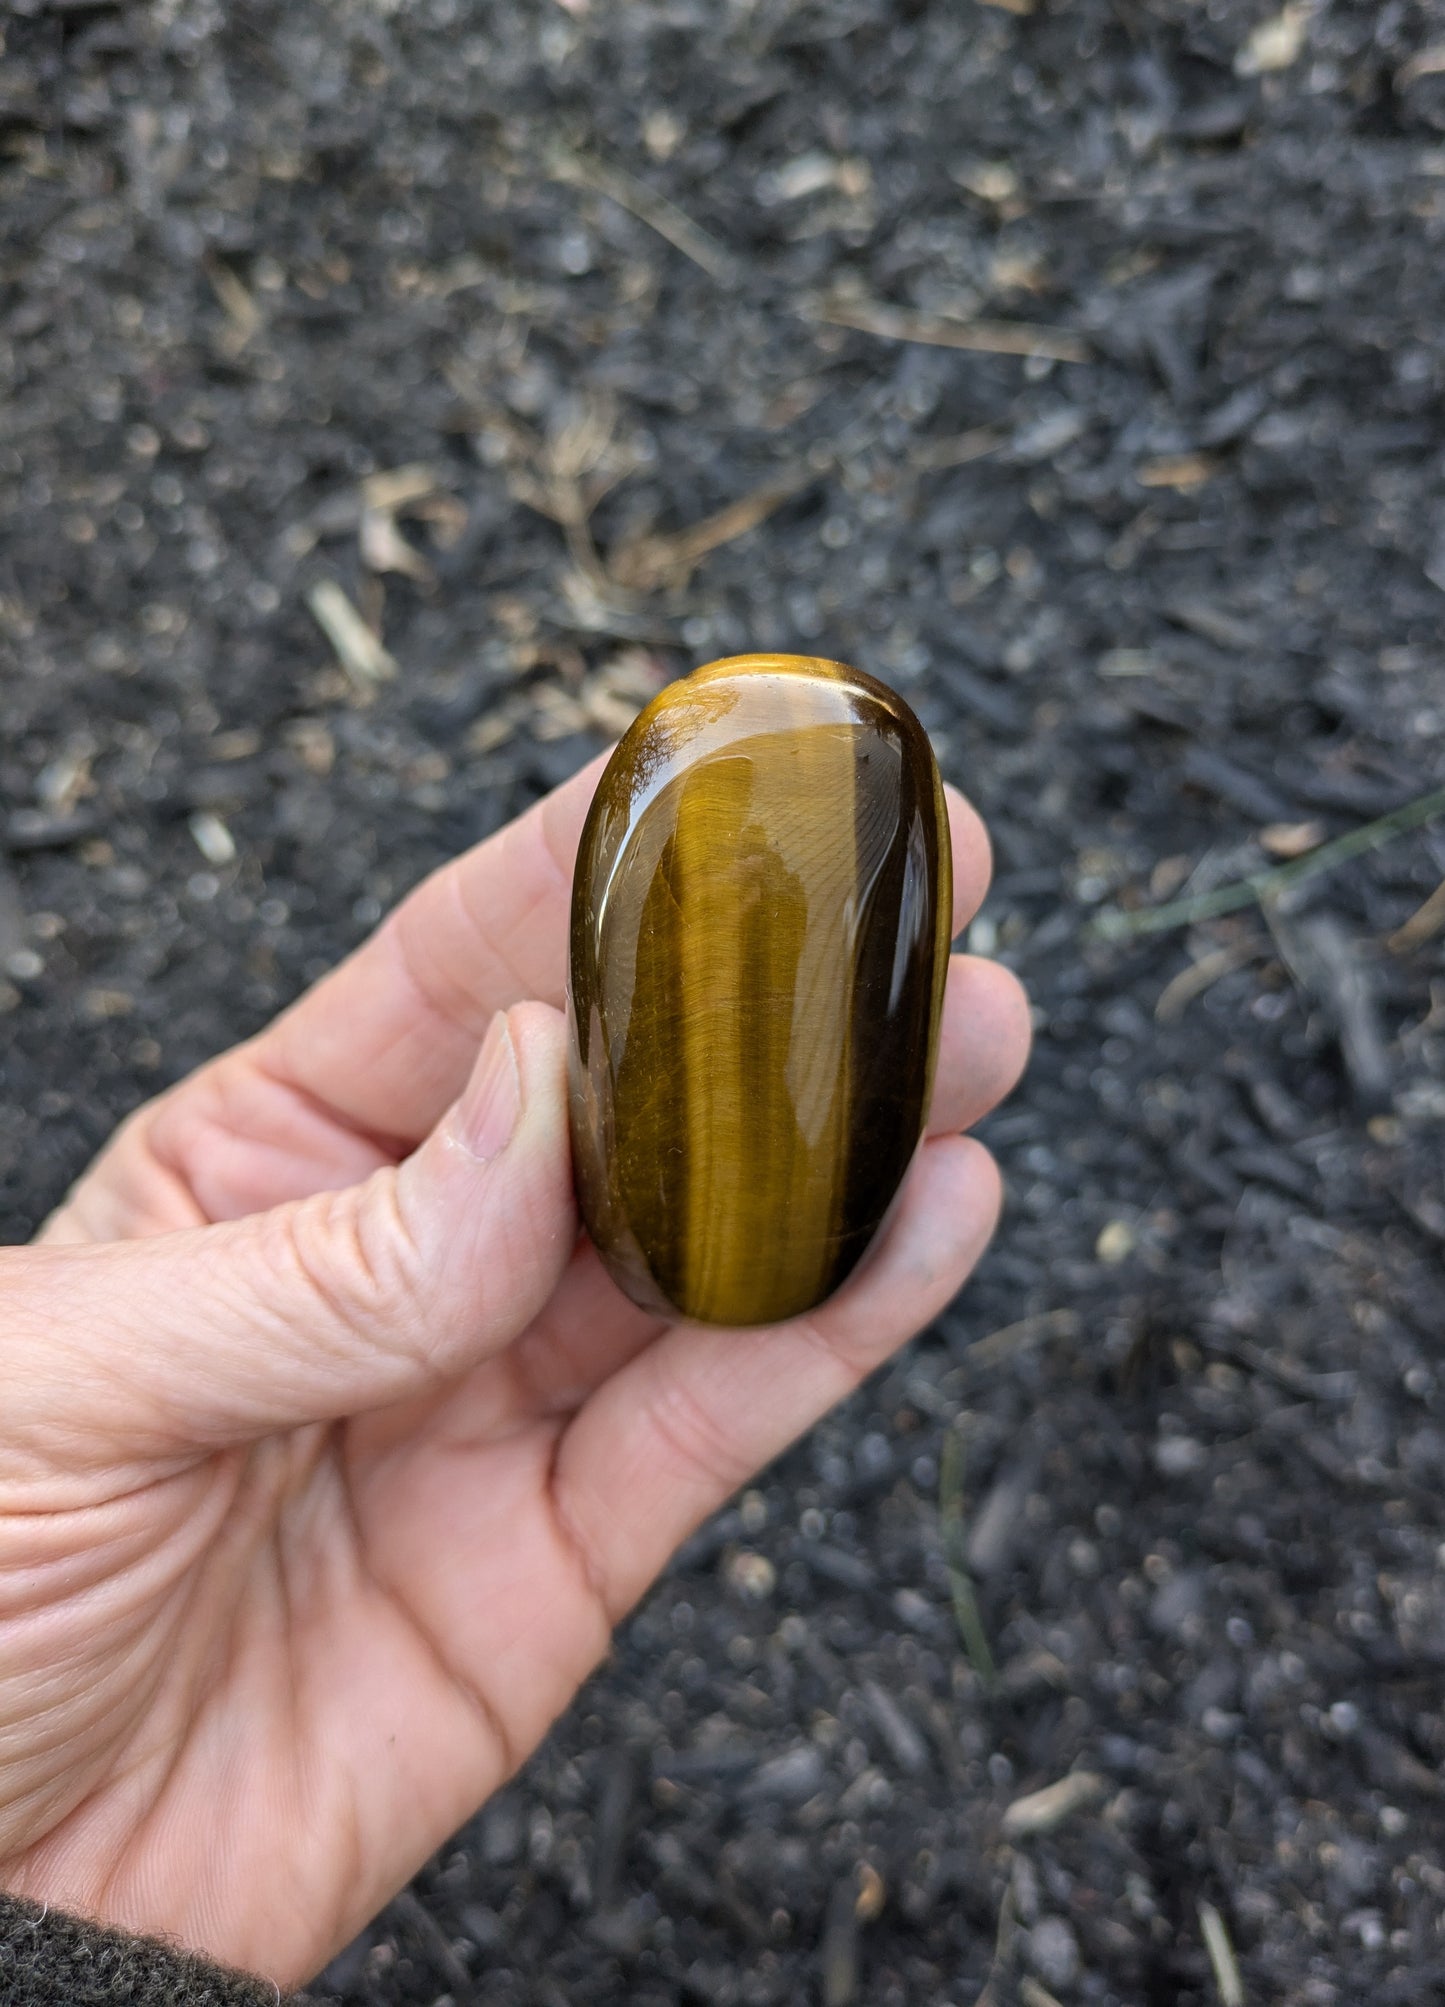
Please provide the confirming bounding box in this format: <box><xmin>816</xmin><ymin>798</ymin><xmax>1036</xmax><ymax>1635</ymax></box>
<box><xmin>255</xmin><ymin>753</ymin><xmax>990</xmax><ymax>1148</ymax></box>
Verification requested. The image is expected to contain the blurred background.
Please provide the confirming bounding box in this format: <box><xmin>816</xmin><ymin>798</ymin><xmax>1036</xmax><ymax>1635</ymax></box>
<box><xmin>4</xmin><ymin>1</ymin><xmax>1445</xmax><ymax>2001</ymax></box>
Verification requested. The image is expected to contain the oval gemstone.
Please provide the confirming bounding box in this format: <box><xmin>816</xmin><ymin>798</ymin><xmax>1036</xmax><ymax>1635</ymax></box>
<box><xmin>567</xmin><ymin>654</ymin><xmax>953</xmax><ymax>1327</ymax></box>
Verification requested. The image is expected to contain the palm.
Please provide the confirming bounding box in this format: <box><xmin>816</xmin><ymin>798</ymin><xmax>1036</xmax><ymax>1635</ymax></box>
<box><xmin>6</xmin><ymin>756</ymin><xmax>1028</xmax><ymax>1987</ymax></box>
<box><xmin>26</xmin><ymin>1103</ymin><xmax>660</xmax><ymax>1986</ymax></box>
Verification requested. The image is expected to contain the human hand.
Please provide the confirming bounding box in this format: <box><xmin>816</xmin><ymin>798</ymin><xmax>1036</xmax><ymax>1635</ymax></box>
<box><xmin>0</xmin><ymin>755</ymin><xmax>1029</xmax><ymax>1987</ymax></box>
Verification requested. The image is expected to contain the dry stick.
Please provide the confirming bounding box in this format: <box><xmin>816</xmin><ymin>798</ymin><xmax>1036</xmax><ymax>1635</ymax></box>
<box><xmin>910</xmin><ymin>425</ymin><xmax>1006</xmax><ymax>471</ymax></box>
<box><xmin>809</xmin><ymin>295</ymin><xmax>1091</xmax><ymax>365</ymax></box>
<box><xmin>939</xmin><ymin>1426</ymin><xmax>997</xmax><ymax>1689</ymax></box>
<box><xmin>546</xmin><ymin>144</ymin><xmax>738</xmax><ymax>283</ymax></box>
<box><xmin>609</xmin><ymin>471</ymin><xmax>813</xmax><ymax>593</ymax></box>
<box><xmin>1155</xmin><ymin>937</ymin><xmax>1264</xmax><ymax>1023</ymax></box>
<box><xmin>1090</xmin><ymin>783</ymin><xmax>1445</xmax><ymax>943</ymax></box>
<box><xmin>1198</xmin><ymin>1901</ymin><xmax>1245</xmax><ymax>2007</ymax></box>
<box><xmin>305</xmin><ymin>579</ymin><xmax>397</xmax><ymax>689</ymax></box>
<box><xmin>1389</xmin><ymin>874</ymin><xmax>1445</xmax><ymax>954</ymax></box>
<box><xmin>962</xmin><ymin>1308</ymin><xmax>1079</xmax><ymax>1375</ymax></box>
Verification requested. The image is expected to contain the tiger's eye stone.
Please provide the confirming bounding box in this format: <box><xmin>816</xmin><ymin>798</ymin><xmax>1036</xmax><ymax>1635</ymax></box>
<box><xmin>567</xmin><ymin>653</ymin><xmax>952</xmax><ymax>1327</ymax></box>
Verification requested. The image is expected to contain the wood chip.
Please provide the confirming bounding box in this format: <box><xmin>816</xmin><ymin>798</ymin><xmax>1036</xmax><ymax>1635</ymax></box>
<box><xmin>1000</xmin><ymin>1647</ymin><xmax>1070</xmax><ymax>1697</ymax></box>
<box><xmin>812</xmin><ymin>296</ymin><xmax>1089</xmax><ymax>365</ymax></box>
<box><xmin>532</xmin><ymin>684</ymin><xmax>592</xmax><ymax>741</ymax></box>
<box><xmin>581</xmin><ymin>683</ymin><xmax>649</xmax><ymax>740</ymax></box>
<box><xmin>722</xmin><ymin>1549</ymin><xmax>776</xmax><ymax>1601</ymax></box>
<box><xmin>82</xmin><ymin>987</ymin><xmax>134</xmax><ymax>1021</ymax></box>
<box><xmin>412</xmin><ymin>490</ymin><xmax>468</xmax><ymax>549</ymax></box>
<box><xmin>1236</xmin><ymin>4</ymin><xmax>1307</xmax><ymax>76</ymax></box>
<box><xmin>188</xmin><ymin>810</ymin><xmax>236</xmax><ymax>866</ymax></box>
<box><xmin>769</xmin><ymin>151</ymin><xmax>848</xmax><ymax>203</ymax></box>
<box><xmin>1137</xmin><ymin>453</ymin><xmax>1218</xmax><ymax>490</ymax></box>
<box><xmin>854</xmin><ymin>1861</ymin><xmax>885</xmax><ymax>1924</ymax></box>
<box><xmin>360</xmin><ymin>507</ymin><xmax>435</xmax><ymax>585</ymax></box>
<box><xmin>361</xmin><ymin>463</ymin><xmax>440</xmax><ymax>512</ymax></box>
<box><xmin>206</xmin><ymin>258</ymin><xmax>261</xmax><ymax>355</ymax></box>
<box><xmin>1399</xmin><ymin>45</ymin><xmax>1445</xmax><ymax>88</ymax></box>
<box><xmin>37</xmin><ymin>747</ymin><xmax>94</xmax><ymax>813</ymax></box>
<box><xmin>860</xmin><ymin>1680</ymin><xmax>929</xmax><ymax>1777</ymax></box>
<box><xmin>305</xmin><ymin>579</ymin><xmax>398</xmax><ymax>690</ymax></box>
<box><xmin>1002</xmin><ymin>1771</ymin><xmax>1106</xmax><ymax>1840</ymax></box>
<box><xmin>1260</xmin><ymin>819</ymin><xmax>1327</xmax><ymax>859</ymax></box>
<box><xmin>286</xmin><ymin>718</ymin><xmax>335</xmax><ymax>776</ymax></box>
<box><xmin>1095</xmin><ymin>1219</ymin><xmax>1136</xmax><ymax>1264</ymax></box>
<box><xmin>954</xmin><ymin>162</ymin><xmax>1020</xmax><ymax>204</ymax></box>
<box><xmin>466</xmin><ymin>692</ymin><xmax>530</xmax><ymax>754</ymax></box>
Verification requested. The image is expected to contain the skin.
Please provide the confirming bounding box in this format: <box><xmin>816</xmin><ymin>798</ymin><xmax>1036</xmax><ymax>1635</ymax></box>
<box><xmin>0</xmin><ymin>753</ymin><xmax>1030</xmax><ymax>1987</ymax></box>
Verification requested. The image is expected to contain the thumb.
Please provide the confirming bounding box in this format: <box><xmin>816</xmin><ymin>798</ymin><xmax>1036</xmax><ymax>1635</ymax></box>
<box><xmin>4</xmin><ymin>1003</ymin><xmax>578</xmax><ymax>1464</ymax></box>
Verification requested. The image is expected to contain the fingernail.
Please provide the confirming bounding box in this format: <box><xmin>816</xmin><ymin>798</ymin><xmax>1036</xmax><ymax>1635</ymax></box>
<box><xmin>458</xmin><ymin>1015</ymin><xmax>520</xmax><ymax>1161</ymax></box>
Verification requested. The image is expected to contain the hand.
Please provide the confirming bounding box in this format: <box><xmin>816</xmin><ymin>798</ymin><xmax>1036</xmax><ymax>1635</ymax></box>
<box><xmin>0</xmin><ymin>755</ymin><xmax>1029</xmax><ymax>1987</ymax></box>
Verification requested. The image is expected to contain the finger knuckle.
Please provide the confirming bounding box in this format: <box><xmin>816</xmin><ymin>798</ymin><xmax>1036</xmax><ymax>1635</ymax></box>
<box><xmin>280</xmin><ymin>1180</ymin><xmax>438</xmax><ymax>1373</ymax></box>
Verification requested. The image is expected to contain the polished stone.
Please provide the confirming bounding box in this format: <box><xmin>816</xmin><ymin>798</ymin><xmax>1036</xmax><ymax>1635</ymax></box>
<box><xmin>568</xmin><ymin>653</ymin><xmax>952</xmax><ymax>1326</ymax></box>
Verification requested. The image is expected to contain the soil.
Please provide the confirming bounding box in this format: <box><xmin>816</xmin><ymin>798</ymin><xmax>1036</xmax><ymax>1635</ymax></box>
<box><xmin>5</xmin><ymin>2</ymin><xmax>1445</xmax><ymax>2003</ymax></box>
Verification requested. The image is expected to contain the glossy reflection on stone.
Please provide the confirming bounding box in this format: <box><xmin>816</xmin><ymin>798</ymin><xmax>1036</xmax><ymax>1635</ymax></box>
<box><xmin>567</xmin><ymin>653</ymin><xmax>953</xmax><ymax>1327</ymax></box>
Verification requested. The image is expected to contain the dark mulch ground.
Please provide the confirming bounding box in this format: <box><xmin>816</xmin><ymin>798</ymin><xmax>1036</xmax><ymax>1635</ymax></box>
<box><xmin>5</xmin><ymin>1</ymin><xmax>1445</xmax><ymax>2001</ymax></box>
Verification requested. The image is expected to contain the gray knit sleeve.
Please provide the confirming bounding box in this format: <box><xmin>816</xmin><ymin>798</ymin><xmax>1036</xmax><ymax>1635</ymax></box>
<box><xmin>0</xmin><ymin>1893</ymin><xmax>326</xmax><ymax>2006</ymax></box>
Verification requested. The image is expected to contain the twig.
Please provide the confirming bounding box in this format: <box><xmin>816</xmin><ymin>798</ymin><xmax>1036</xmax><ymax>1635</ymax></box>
<box><xmin>305</xmin><ymin>579</ymin><xmax>397</xmax><ymax>689</ymax></box>
<box><xmin>809</xmin><ymin>295</ymin><xmax>1090</xmax><ymax>365</ymax></box>
<box><xmin>547</xmin><ymin>143</ymin><xmax>738</xmax><ymax>282</ymax></box>
<box><xmin>609</xmin><ymin>471</ymin><xmax>813</xmax><ymax>593</ymax></box>
<box><xmin>910</xmin><ymin>425</ymin><xmax>1006</xmax><ymax>471</ymax></box>
<box><xmin>506</xmin><ymin>391</ymin><xmax>639</xmax><ymax>600</ymax></box>
<box><xmin>961</xmin><ymin>1308</ymin><xmax>1078</xmax><ymax>1374</ymax></box>
<box><xmin>1389</xmin><ymin>876</ymin><xmax>1445</xmax><ymax>954</ymax></box>
<box><xmin>939</xmin><ymin>1425</ymin><xmax>996</xmax><ymax>1688</ymax></box>
<box><xmin>1090</xmin><ymin>783</ymin><xmax>1445</xmax><ymax>942</ymax></box>
<box><xmin>1198</xmin><ymin>1900</ymin><xmax>1245</xmax><ymax>2007</ymax></box>
<box><xmin>1155</xmin><ymin>937</ymin><xmax>1264</xmax><ymax>1023</ymax></box>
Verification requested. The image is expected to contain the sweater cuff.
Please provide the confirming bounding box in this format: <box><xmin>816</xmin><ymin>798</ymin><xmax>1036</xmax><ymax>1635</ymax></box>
<box><xmin>0</xmin><ymin>1891</ymin><xmax>321</xmax><ymax>2005</ymax></box>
